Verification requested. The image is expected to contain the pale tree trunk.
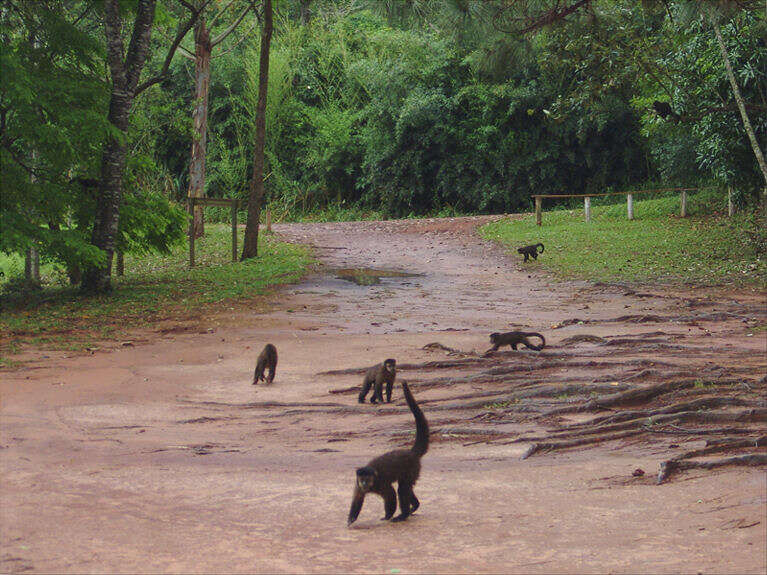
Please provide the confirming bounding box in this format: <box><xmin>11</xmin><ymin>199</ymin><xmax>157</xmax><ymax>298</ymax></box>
<box><xmin>188</xmin><ymin>16</ymin><xmax>211</xmax><ymax>238</ymax></box>
<box><xmin>24</xmin><ymin>247</ymin><xmax>40</xmax><ymax>284</ymax></box>
<box><xmin>712</xmin><ymin>19</ymin><xmax>767</xmax><ymax>207</ymax></box>
<box><xmin>241</xmin><ymin>0</ymin><xmax>272</xmax><ymax>260</ymax></box>
<box><xmin>25</xmin><ymin>149</ymin><xmax>40</xmax><ymax>285</ymax></box>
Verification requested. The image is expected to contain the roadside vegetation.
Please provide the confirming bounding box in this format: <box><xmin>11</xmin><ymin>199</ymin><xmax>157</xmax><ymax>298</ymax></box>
<box><xmin>0</xmin><ymin>225</ymin><xmax>310</xmax><ymax>365</ymax></box>
<box><xmin>480</xmin><ymin>189</ymin><xmax>765</xmax><ymax>285</ymax></box>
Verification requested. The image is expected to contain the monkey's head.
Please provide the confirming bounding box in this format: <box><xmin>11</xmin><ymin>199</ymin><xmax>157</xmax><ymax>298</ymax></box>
<box><xmin>383</xmin><ymin>359</ymin><xmax>396</xmax><ymax>373</ymax></box>
<box><xmin>516</xmin><ymin>247</ymin><xmax>524</xmax><ymax>254</ymax></box>
<box><xmin>489</xmin><ymin>333</ymin><xmax>501</xmax><ymax>344</ymax></box>
<box><xmin>355</xmin><ymin>466</ymin><xmax>377</xmax><ymax>492</ymax></box>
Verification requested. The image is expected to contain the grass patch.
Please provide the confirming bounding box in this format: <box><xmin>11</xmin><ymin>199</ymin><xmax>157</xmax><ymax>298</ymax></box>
<box><xmin>0</xmin><ymin>225</ymin><xmax>311</xmax><ymax>363</ymax></box>
<box><xmin>479</xmin><ymin>189</ymin><xmax>765</xmax><ymax>285</ymax></box>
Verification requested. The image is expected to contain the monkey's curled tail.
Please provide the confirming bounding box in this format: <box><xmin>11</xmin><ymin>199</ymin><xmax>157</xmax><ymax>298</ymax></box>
<box><xmin>537</xmin><ymin>243</ymin><xmax>544</xmax><ymax>253</ymax></box>
<box><xmin>402</xmin><ymin>382</ymin><xmax>429</xmax><ymax>457</ymax></box>
<box><xmin>525</xmin><ymin>332</ymin><xmax>546</xmax><ymax>348</ymax></box>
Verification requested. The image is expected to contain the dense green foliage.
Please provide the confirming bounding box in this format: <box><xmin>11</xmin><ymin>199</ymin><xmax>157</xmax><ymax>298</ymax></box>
<box><xmin>1</xmin><ymin>0</ymin><xmax>765</xmax><ymax>290</ymax></box>
<box><xmin>0</xmin><ymin>225</ymin><xmax>310</xmax><ymax>364</ymax></box>
<box><xmin>480</xmin><ymin>190</ymin><xmax>765</xmax><ymax>284</ymax></box>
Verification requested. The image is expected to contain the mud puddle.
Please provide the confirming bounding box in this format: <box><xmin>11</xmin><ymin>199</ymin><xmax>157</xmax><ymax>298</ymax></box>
<box><xmin>333</xmin><ymin>267</ymin><xmax>419</xmax><ymax>286</ymax></box>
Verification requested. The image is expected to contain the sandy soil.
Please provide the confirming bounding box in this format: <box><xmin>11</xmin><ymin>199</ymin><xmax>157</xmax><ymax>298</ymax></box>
<box><xmin>1</xmin><ymin>216</ymin><xmax>765</xmax><ymax>574</ymax></box>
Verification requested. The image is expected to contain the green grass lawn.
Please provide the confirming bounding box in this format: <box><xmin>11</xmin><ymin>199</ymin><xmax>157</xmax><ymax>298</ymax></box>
<box><xmin>479</xmin><ymin>190</ymin><xmax>765</xmax><ymax>285</ymax></box>
<box><xmin>0</xmin><ymin>225</ymin><xmax>311</xmax><ymax>365</ymax></box>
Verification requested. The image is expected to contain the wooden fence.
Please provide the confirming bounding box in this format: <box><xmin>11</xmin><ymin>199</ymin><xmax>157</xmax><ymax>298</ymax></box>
<box><xmin>187</xmin><ymin>197</ymin><xmax>272</xmax><ymax>267</ymax></box>
<box><xmin>531</xmin><ymin>188</ymin><xmax>705</xmax><ymax>226</ymax></box>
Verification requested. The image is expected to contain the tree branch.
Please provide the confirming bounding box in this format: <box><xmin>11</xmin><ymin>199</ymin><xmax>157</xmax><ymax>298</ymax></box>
<box><xmin>211</xmin><ymin>1</ymin><xmax>256</xmax><ymax>47</ymax></box>
<box><xmin>134</xmin><ymin>0</ymin><xmax>214</xmax><ymax>95</ymax></box>
<box><xmin>212</xmin><ymin>18</ymin><xmax>257</xmax><ymax>58</ymax></box>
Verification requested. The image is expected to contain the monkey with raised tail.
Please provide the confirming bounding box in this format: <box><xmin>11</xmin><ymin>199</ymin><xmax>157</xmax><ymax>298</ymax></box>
<box><xmin>517</xmin><ymin>243</ymin><xmax>544</xmax><ymax>262</ymax></box>
<box><xmin>348</xmin><ymin>382</ymin><xmax>429</xmax><ymax>525</ymax></box>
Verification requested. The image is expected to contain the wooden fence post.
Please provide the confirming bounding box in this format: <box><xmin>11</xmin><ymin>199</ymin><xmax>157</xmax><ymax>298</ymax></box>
<box><xmin>116</xmin><ymin>250</ymin><xmax>124</xmax><ymax>276</ymax></box>
<box><xmin>680</xmin><ymin>190</ymin><xmax>687</xmax><ymax>218</ymax></box>
<box><xmin>584</xmin><ymin>196</ymin><xmax>591</xmax><ymax>222</ymax></box>
<box><xmin>231</xmin><ymin>200</ymin><xmax>238</xmax><ymax>262</ymax></box>
<box><xmin>727</xmin><ymin>186</ymin><xmax>734</xmax><ymax>217</ymax></box>
<box><xmin>627</xmin><ymin>193</ymin><xmax>634</xmax><ymax>220</ymax></box>
<box><xmin>535</xmin><ymin>196</ymin><xmax>542</xmax><ymax>226</ymax></box>
<box><xmin>188</xmin><ymin>197</ymin><xmax>195</xmax><ymax>267</ymax></box>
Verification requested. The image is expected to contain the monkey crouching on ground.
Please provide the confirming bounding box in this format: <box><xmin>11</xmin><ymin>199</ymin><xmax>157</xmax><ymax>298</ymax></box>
<box><xmin>348</xmin><ymin>382</ymin><xmax>429</xmax><ymax>526</ymax></box>
<box><xmin>358</xmin><ymin>359</ymin><xmax>396</xmax><ymax>404</ymax></box>
<box><xmin>253</xmin><ymin>343</ymin><xmax>278</xmax><ymax>384</ymax></box>
<box><xmin>486</xmin><ymin>331</ymin><xmax>545</xmax><ymax>354</ymax></box>
<box><xmin>517</xmin><ymin>243</ymin><xmax>544</xmax><ymax>262</ymax></box>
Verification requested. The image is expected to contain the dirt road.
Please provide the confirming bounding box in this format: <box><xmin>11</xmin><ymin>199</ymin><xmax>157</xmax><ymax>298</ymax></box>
<box><xmin>2</xmin><ymin>217</ymin><xmax>765</xmax><ymax>573</ymax></box>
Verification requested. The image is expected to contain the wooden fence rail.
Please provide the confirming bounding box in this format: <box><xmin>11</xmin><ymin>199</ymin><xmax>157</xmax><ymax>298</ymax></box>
<box><xmin>531</xmin><ymin>188</ymin><xmax>700</xmax><ymax>226</ymax></box>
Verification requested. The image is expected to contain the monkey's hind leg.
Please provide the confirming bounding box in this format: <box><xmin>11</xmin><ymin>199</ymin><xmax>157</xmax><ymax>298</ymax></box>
<box><xmin>266</xmin><ymin>364</ymin><xmax>276</xmax><ymax>384</ymax></box>
<box><xmin>531</xmin><ymin>251</ymin><xmax>538</xmax><ymax>260</ymax></box>
<box><xmin>391</xmin><ymin>482</ymin><xmax>414</xmax><ymax>522</ymax></box>
<box><xmin>409</xmin><ymin>490</ymin><xmax>420</xmax><ymax>513</ymax></box>
<box><xmin>371</xmin><ymin>379</ymin><xmax>384</xmax><ymax>404</ymax></box>
<box><xmin>358</xmin><ymin>379</ymin><xmax>373</xmax><ymax>404</ymax></box>
<box><xmin>380</xmin><ymin>485</ymin><xmax>397</xmax><ymax>520</ymax></box>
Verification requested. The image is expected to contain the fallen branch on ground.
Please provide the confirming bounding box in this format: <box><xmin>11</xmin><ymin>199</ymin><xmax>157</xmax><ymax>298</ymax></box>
<box><xmin>657</xmin><ymin>453</ymin><xmax>767</xmax><ymax>484</ymax></box>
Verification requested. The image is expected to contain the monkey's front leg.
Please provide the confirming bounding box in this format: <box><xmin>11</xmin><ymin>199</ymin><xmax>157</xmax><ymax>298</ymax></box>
<box><xmin>348</xmin><ymin>489</ymin><xmax>365</xmax><ymax>526</ymax></box>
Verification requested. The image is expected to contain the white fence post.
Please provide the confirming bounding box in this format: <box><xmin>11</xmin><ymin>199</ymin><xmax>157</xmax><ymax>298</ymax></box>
<box><xmin>627</xmin><ymin>193</ymin><xmax>634</xmax><ymax>220</ymax></box>
<box><xmin>584</xmin><ymin>196</ymin><xmax>591</xmax><ymax>222</ymax></box>
<box><xmin>680</xmin><ymin>190</ymin><xmax>687</xmax><ymax>218</ymax></box>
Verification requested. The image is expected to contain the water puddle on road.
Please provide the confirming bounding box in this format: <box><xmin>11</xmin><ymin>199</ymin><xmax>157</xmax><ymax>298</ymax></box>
<box><xmin>334</xmin><ymin>267</ymin><xmax>419</xmax><ymax>286</ymax></box>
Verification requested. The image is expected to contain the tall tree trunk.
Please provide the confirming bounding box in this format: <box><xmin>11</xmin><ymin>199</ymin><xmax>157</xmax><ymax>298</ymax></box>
<box><xmin>188</xmin><ymin>16</ymin><xmax>211</xmax><ymax>239</ymax></box>
<box><xmin>82</xmin><ymin>0</ymin><xmax>156</xmax><ymax>293</ymax></box>
<box><xmin>712</xmin><ymin>19</ymin><xmax>767</xmax><ymax>205</ymax></box>
<box><xmin>241</xmin><ymin>0</ymin><xmax>273</xmax><ymax>260</ymax></box>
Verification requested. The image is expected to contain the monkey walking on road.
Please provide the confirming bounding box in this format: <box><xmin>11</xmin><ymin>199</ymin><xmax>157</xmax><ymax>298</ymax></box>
<box><xmin>358</xmin><ymin>359</ymin><xmax>396</xmax><ymax>404</ymax></box>
<box><xmin>253</xmin><ymin>343</ymin><xmax>278</xmax><ymax>384</ymax></box>
<box><xmin>348</xmin><ymin>382</ymin><xmax>429</xmax><ymax>525</ymax></box>
<box><xmin>485</xmin><ymin>331</ymin><xmax>545</xmax><ymax>354</ymax></box>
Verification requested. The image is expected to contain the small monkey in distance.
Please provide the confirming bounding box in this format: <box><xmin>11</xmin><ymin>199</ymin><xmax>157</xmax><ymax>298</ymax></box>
<box><xmin>517</xmin><ymin>243</ymin><xmax>544</xmax><ymax>262</ymax></box>
<box><xmin>348</xmin><ymin>382</ymin><xmax>429</xmax><ymax>526</ymax></box>
<box><xmin>253</xmin><ymin>343</ymin><xmax>278</xmax><ymax>384</ymax></box>
<box><xmin>358</xmin><ymin>359</ymin><xmax>396</xmax><ymax>404</ymax></box>
<box><xmin>486</xmin><ymin>331</ymin><xmax>545</xmax><ymax>353</ymax></box>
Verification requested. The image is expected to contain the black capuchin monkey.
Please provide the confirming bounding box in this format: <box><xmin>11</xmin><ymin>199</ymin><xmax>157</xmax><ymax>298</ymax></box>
<box><xmin>348</xmin><ymin>382</ymin><xmax>429</xmax><ymax>526</ymax></box>
<box><xmin>357</xmin><ymin>359</ymin><xmax>396</xmax><ymax>404</ymax></box>
<box><xmin>487</xmin><ymin>331</ymin><xmax>545</xmax><ymax>353</ymax></box>
<box><xmin>517</xmin><ymin>243</ymin><xmax>544</xmax><ymax>262</ymax></box>
<box><xmin>253</xmin><ymin>343</ymin><xmax>278</xmax><ymax>384</ymax></box>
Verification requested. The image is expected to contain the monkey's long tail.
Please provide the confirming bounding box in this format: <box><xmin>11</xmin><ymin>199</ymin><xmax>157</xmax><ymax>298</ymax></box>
<box><xmin>402</xmin><ymin>382</ymin><xmax>429</xmax><ymax>457</ymax></box>
<box><xmin>525</xmin><ymin>332</ymin><xmax>546</xmax><ymax>348</ymax></box>
<box><xmin>537</xmin><ymin>243</ymin><xmax>544</xmax><ymax>253</ymax></box>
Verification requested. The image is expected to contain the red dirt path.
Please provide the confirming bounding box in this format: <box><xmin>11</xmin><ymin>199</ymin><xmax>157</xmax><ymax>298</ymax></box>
<box><xmin>1</xmin><ymin>216</ymin><xmax>765</xmax><ymax>573</ymax></box>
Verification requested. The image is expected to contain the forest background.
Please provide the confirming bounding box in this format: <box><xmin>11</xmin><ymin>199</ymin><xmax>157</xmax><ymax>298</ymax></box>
<box><xmin>1</xmin><ymin>0</ymin><xmax>765</xmax><ymax>293</ymax></box>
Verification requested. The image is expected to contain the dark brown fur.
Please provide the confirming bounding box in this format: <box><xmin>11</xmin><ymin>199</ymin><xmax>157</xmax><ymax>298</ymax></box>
<box><xmin>486</xmin><ymin>331</ymin><xmax>545</xmax><ymax>353</ymax></box>
<box><xmin>358</xmin><ymin>359</ymin><xmax>396</xmax><ymax>404</ymax></box>
<box><xmin>253</xmin><ymin>343</ymin><xmax>278</xmax><ymax>384</ymax></box>
<box><xmin>348</xmin><ymin>382</ymin><xmax>429</xmax><ymax>525</ymax></box>
<box><xmin>517</xmin><ymin>242</ymin><xmax>544</xmax><ymax>262</ymax></box>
